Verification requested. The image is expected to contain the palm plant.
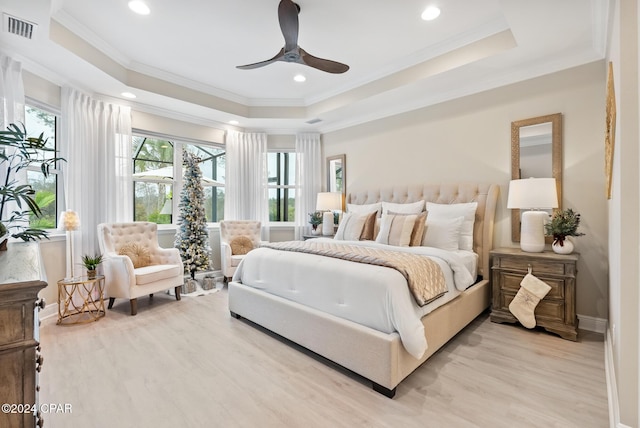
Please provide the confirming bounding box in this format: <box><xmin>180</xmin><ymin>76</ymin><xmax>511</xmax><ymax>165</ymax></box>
<box><xmin>0</xmin><ymin>122</ymin><xmax>64</xmax><ymax>241</ymax></box>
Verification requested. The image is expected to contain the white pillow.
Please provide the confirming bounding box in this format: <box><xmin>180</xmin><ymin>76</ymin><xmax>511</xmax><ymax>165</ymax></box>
<box><xmin>347</xmin><ymin>202</ymin><xmax>381</xmax><ymax>216</ymax></box>
<box><xmin>381</xmin><ymin>200</ymin><xmax>425</xmax><ymax>215</ymax></box>
<box><xmin>375</xmin><ymin>213</ymin><xmax>418</xmax><ymax>247</ymax></box>
<box><xmin>422</xmin><ymin>217</ymin><xmax>464</xmax><ymax>251</ymax></box>
<box><xmin>426</xmin><ymin>202</ymin><xmax>478</xmax><ymax>251</ymax></box>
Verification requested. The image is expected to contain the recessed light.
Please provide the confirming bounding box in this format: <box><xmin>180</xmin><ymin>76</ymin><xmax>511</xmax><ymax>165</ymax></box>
<box><xmin>128</xmin><ymin>1</ymin><xmax>150</xmax><ymax>15</ymax></box>
<box><xmin>293</xmin><ymin>74</ymin><xmax>306</xmax><ymax>83</ymax></box>
<box><xmin>229</xmin><ymin>120</ymin><xmax>239</xmax><ymax>125</ymax></box>
<box><xmin>121</xmin><ymin>92</ymin><xmax>136</xmax><ymax>99</ymax></box>
<box><xmin>421</xmin><ymin>6</ymin><xmax>441</xmax><ymax>21</ymax></box>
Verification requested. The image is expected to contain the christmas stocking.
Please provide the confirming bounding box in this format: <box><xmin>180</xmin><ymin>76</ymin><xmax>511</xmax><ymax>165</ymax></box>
<box><xmin>508</xmin><ymin>273</ymin><xmax>551</xmax><ymax>329</ymax></box>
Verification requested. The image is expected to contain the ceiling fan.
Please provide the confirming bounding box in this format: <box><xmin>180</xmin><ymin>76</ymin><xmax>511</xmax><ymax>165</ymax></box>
<box><xmin>236</xmin><ymin>0</ymin><xmax>349</xmax><ymax>74</ymax></box>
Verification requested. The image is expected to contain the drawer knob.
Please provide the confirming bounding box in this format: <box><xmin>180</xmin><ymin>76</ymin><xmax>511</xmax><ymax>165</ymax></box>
<box><xmin>36</xmin><ymin>298</ymin><xmax>46</xmax><ymax>310</ymax></box>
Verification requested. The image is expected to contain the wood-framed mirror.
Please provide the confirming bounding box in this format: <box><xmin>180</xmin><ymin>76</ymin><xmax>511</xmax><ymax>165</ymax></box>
<box><xmin>511</xmin><ymin>113</ymin><xmax>563</xmax><ymax>242</ymax></box>
<box><xmin>326</xmin><ymin>154</ymin><xmax>346</xmax><ymax>210</ymax></box>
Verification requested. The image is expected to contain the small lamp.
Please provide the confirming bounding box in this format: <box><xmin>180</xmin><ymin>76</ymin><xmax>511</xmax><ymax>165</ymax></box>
<box><xmin>507</xmin><ymin>178</ymin><xmax>558</xmax><ymax>252</ymax></box>
<box><xmin>59</xmin><ymin>210</ymin><xmax>80</xmax><ymax>279</ymax></box>
<box><xmin>316</xmin><ymin>192</ymin><xmax>342</xmax><ymax>236</ymax></box>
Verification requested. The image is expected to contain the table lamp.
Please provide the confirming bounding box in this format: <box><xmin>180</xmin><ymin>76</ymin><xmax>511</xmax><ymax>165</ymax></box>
<box><xmin>507</xmin><ymin>178</ymin><xmax>558</xmax><ymax>252</ymax></box>
<box><xmin>60</xmin><ymin>210</ymin><xmax>80</xmax><ymax>279</ymax></box>
<box><xmin>316</xmin><ymin>192</ymin><xmax>342</xmax><ymax>236</ymax></box>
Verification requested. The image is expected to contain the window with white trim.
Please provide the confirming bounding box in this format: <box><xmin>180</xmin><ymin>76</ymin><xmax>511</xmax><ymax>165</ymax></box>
<box><xmin>132</xmin><ymin>134</ymin><xmax>225</xmax><ymax>223</ymax></box>
<box><xmin>25</xmin><ymin>104</ymin><xmax>60</xmax><ymax>229</ymax></box>
<box><xmin>268</xmin><ymin>152</ymin><xmax>296</xmax><ymax>222</ymax></box>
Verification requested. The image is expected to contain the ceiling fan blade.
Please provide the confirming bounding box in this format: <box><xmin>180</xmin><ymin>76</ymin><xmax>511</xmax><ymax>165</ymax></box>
<box><xmin>299</xmin><ymin>48</ymin><xmax>350</xmax><ymax>74</ymax></box>
<box><xmin>278</xmin><ymin>0</ymin><xmax>300</xmax><ymax>52</ymax></box>
<box><xmin>236</xmin><ymin>48</ymin><xmax>285</xmax><ymax>70</ymax></box>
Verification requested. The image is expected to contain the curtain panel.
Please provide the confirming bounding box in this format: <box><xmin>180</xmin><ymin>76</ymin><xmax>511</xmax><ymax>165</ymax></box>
<box><xmin>294</xmin><ymin>133</ymin><xmax>322</xmax><ymax>240</ymax></box>
<box><xmin>224</xmin><ymin>130</ymin><xmax>269</xmax><ymax>240</ymax></box>
<box><xmin>60</xmin><ymin>88</ymin><xmax>132</xmax><ymax>275</ymax></box>
<box><xmin>0</xmin><ymin>54</ymin><xmax>26</xmax><ymax>227</ymax></box>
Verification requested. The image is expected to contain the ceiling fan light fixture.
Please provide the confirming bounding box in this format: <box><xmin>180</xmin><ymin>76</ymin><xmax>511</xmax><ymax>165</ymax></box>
<box><xmin>421</xmin><ymin>6</ymin><xmax>441</xmax><ymax>21</ymax></box>
<box><xmin>128</xmin><ymin>1</ymin><xmax>151</xmax><ymax>16</ymax></box>
<box><xmin>293</xmin><ymin>74</ymin><xmax>306</xmax><ymax>82</ymax></box>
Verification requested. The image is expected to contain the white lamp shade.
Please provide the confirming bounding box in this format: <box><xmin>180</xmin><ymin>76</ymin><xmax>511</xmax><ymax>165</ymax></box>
<box><xmin>507</xmin><ymin>178</ymin><xmax>558</xmax><ymax>209</ymax></box>
<box><xmin>60</xmin><ymin>210</ymin><xmax>80</xmax><ymax>231</ymax></box>
<box><xmin>316</xmin><ymin>192</ymin><xmax>342</xmax><ymax>211</ymax></box>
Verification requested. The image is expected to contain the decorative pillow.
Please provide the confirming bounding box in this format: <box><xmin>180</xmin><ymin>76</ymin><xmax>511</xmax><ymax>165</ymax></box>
<box><xmin>426</xmin><ymin>202</ymin><xmax>478</xmax><ymax>251</ymax></box>
<box><xmin>382</xmin><ymin>200</ymin><xmax>425</xmax><ymax>215</ymax></box>
<box><xmin>335</xmin><ymin>212</ymin><xmax>371</xmax><ymax>241</ymax></box>
<box><xmin>388</xmin><ymin>211</ymin><xmax>428</xmax><ymax>246</ymax></box>
<box><xmin>422</xmin><ymin>216</ymin><xmax>464</xmax><ymax>251</ymax></box>
<box><xmin>347</xmin><ymin>202</ymin><xmax>381</xmax><ymax>216</ymax></box>
<box><xmin>359</xmin><ymin>212</ymin><xmax>378</xmax><ymax>240</ymax></box>
<box><xmin>118</xmin><ymin>242</ymin><xmax>151</xmax><ymax>268</ymax></box>
<box><xmin>375</xmin><ymin>213</ymin><xmax>419</xmax><ymax>247</ymax></box>
<box><xmin>230</xmin><ymin>236</ymin><xmax>254</xmax><ymax>255</ymax></box>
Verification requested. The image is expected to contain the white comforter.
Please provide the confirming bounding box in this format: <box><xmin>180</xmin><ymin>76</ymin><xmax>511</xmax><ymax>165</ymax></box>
<box><xmin>232</xmin><ymin>238</ymin><xmax>476</xmax><ymax>359</ymax></box>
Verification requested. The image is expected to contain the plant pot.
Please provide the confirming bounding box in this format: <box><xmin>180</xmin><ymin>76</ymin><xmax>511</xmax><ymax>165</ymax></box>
<box><xmin>87</xmin><ymin>269</ymin><xmax>97</xmax><ymax>279</ymax></box>
<box><xmin>552</xmin><ymin>237</ymin><xmax>574</xmax><ymax>254</ymax></box>
<box><xmin>311</xmin><ymin>226</ymin><xmax>320</xmax><ymax>235</ymax></box>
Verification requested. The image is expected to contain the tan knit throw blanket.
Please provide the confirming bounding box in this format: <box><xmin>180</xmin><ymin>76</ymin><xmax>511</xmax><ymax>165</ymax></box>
<box><xmin>263</xmin><ymin>241</ymin><xmax>447</xmax><ymax>306</ymax></box>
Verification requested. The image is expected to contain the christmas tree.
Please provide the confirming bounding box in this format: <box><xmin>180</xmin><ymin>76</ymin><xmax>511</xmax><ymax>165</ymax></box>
<box><xmin>175</xmin><ymin>150</ymin><xmax>211</xmax><ymax>279</ymax></box>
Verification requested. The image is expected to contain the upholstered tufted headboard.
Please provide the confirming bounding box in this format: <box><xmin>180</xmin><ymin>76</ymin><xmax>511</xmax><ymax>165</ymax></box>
<box><xmin>347</xmin><ymin>183</ymin><xmax>500</xmax><ymax>279</ymax></box>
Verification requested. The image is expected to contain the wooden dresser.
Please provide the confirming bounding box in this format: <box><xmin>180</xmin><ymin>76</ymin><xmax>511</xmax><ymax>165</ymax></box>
<box><xmin>0</xmin><ymin>242</ymin><xmax>48</xmax><ymax>428</ymax></box>
<box><xmin>490</xmin><ymin>247</ymin><xmax>579</xmax><ymax>341</ymax></box>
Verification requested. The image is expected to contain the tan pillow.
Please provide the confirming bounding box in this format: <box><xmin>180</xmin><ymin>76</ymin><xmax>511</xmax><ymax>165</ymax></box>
<box><xmin>375</xmin><ymin>213</ymin><xmax>419</xmax><ymax>247</ymax></box>
<box><xmin>230</xmin><ymin>236</ymin><xmax>254</xmax><ymax>255</ymax></box>
<box><xmin>118</xmin><ymin>242</ymin><xmax>151</xmax><ymax>268</ymax></box>
<box><xmin>388</xmin><ymin>211</ymin><xmax>428</xmax><ymax>246</ymax></box>
<box><xmin>359</xmin><ymin>212</ymin><xmax>378</xmax><ymax>240</ymax></box>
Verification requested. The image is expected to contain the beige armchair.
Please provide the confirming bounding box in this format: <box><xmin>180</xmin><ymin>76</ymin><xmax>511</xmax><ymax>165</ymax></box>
<box><xmin>220</xmin><ymin>220</ymin><xmax>263</xmax><ymax>282</ymax></box>
<box><xmin>97</xmin><ymin>222</ymin><xmax>184</xmax><ymax>315</ymax></box>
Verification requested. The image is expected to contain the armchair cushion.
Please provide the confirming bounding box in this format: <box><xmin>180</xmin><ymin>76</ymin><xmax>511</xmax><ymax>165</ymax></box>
<box><xmin>230</xmin><ymin>236</ymin><xmax>254</xmax><ymax>255</ymax></box>
<box><xmin>118</xmin><ymin>242</ymin><xmax>151</xmax><ymax>268</ymax></box>
<box><xmin>135</xmin><ymin>264</ymin><xmax>184</xmax><ymax>285</ymax></box>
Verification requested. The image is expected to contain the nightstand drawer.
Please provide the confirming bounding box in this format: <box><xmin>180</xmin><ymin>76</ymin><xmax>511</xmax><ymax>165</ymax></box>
<box><xmin>502</xmin><ymin>291</ymin><xmax>565</xmax><ymax>322</ymax></box>
<box><xmin>499</xmin><ymin>272</ymin><xmax>565</xmax><ymax>300</ymax></box>
<box><xmin>498</xmin><ymin>257</ymin><xmax>568</xmax><ymax>276</ymax></box>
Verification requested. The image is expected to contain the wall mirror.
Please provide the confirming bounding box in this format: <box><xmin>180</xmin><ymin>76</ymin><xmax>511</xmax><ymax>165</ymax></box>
<box><xmin>511</xmin><ymin>113</ymin><xmax>562</xmax><ymax>242</ymax></box>
<box><xmin>326</xmin><ymin>154</ymin><xmax>346</xmax><ymax>209</ymax></box>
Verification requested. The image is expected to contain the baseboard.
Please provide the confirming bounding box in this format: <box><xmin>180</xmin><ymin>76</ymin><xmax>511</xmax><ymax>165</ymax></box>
<box><xmin>578</xmin><ymin>314</ymin><xmax>607</xmax><ymax>333</ymax></box>
<box><xmin>39</xmin><ymin>302</ymin><xmax>58</xmax><ymax>321</ymax></box>
<box><xmin>605</xmin><ymin>325</ymin><xmax>619</xmax><ymax>428</ymax></box>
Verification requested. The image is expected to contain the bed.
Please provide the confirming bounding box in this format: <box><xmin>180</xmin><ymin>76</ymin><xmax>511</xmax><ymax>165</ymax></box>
<box><xmin>228</xmin><ymin>183</ymin><xmax>499</xmax><ymax>397</ymax></box>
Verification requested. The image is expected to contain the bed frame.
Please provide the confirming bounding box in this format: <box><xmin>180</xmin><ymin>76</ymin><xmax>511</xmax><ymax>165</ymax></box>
<box><xmin>229</xmin><ymin>183</ymin><xmax>499</xmax><ymax>398</ymax></box>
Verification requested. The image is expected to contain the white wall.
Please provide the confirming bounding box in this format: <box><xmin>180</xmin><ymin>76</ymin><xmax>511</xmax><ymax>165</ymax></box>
<box><xmin>607</xmin><ymin>0</ymin><xmax>640</xmax><ymax>426</ymax></box>
<box><xmin>323</xmin><ymin>61</ymin><xmax>608</xmax><ymax>320</ymax></box>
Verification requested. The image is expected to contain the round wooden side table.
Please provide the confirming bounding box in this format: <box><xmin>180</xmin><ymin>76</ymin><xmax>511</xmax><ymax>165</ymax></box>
<box><xmin>57</xmin><ymin>275</ymin><xmax>106</xmax><ymax>325</ymax></box>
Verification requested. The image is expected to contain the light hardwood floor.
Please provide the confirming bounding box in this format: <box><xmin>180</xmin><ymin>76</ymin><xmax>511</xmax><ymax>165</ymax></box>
<box><xmin>39</xmin><ymin>286</ymin><xmax>608</xmax><ymax>428</ymax></box>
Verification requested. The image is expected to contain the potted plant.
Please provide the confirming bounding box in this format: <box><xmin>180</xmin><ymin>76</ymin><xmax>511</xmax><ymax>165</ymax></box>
<box><xmin>308</xmin><ymin>211</ymin><xmax>323</xmax><ymax>235</ymax></box>
<box><xmin>81</xmin><ymin>253</ymin><xmax>104</xmax><ymax>279</ymax></box>
<box><xmin>544</xmin><ymin>208</ymin><xmax>585</xmax><ymax>254</ymax></box>
<box><xmin>0</xmin><ymin>122</ymin><xmax>64</xmax><ymax>247</ymax></box>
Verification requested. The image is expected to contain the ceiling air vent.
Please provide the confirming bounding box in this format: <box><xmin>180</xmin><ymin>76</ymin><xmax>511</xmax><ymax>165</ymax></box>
<box><xmin>4</xmin><ymin>13</ymin><xmax>37</xmax><ymax>40</ymax></box>
<box><xmin>306</xmin><ymin>118</ymin><xmax>322</xmax><ymax>125</ymax></box>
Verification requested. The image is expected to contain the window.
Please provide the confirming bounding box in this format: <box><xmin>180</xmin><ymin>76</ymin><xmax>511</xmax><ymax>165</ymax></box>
<box><xmin>183</xmin><ymin>144</ymin><xmax>225</xmax><ymax>223</ymax></box>
<box><xmin>132</xmin><ymin>134</ymin><xmax>225</xmax><ymax>224</ymax></box>
<box><xmin>132</xmin><ymin>136</ymin><xmax>174</xmax><ymax>224</ymax></box>
<box><xmin>268</xmin><ymin>152</ymin><xmax>296</xmax><ymax>222</ymax></box>
<box><xmin>25</xmin><ymin>105</ymin><xmax>59</xmax><ymax>229</ymax></box>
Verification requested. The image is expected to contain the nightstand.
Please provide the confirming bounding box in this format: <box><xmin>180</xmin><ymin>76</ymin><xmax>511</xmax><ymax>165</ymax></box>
<box><xmin>490</xmin><ymin>248</ymin><xmax>579</xmax><ymax>341</ymax></box>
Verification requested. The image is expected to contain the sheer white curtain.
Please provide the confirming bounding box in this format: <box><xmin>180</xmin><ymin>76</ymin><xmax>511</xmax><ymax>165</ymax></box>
<box><xmin>60</xmin><ymin>87</ymin><xmax>132</xmax><ymax>273</ymax></box>
<box><xmin>294</xmin><ymin>133</ymin><xmax>322</xmax><ymax>240</ymax></box>
<box><xmin>224</xmin><ymin>130</ymin><xmax>269</xmax><ymax>240</ymax></box>
<box><xmin>0</xmin><ymin>54</ymin><xmax>26</xmax><ymax>227</ymax></box>
<box><xmin>0</xmin><ymin>54</ymin><xmax>24</xmax><ymax>127</ymax></box>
